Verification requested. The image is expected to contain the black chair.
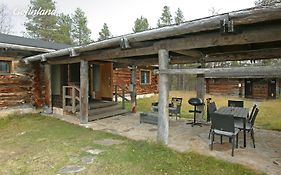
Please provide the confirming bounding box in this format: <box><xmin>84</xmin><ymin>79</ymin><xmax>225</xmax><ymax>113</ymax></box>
<box><xmin>248</xmin><ymin>104</ymin><xmax>257</xmax><ymax>121</ymax></box>
<box><xmin>235</xmin><ymin>108</ymin><xmax>259</xmax><ymax>148</ymax></box>
<box><xmin>151</xmin><ymin>97</ymin><xmax>183</xmax><ymax>120</ymax></box>
<box><xmin>210</xmin><ymin>113</ymin><xmax>240</xmax><ymax>156</ymax></box>
<box><xmin>228</xmin><ymin>100</ymin><xmax>244</xmax><ymax>107</ymax></box>
<box><xmin>207</xmin><ymin>102</ymin><xmax>217</xmax><ymax>138</ymax></box>
<box><xmin>169</xmin><ymin>97</ymin><xmax>183</xmax><ymax>120</ymax></box>
<box><xmin>187</xmin><ymin>98</ymin><xmax>204</xmax><ymax>127</ymax></box>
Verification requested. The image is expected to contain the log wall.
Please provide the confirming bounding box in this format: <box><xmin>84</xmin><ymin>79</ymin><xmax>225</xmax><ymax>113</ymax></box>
<box><xmin>113</xmin><ymin>68</ymin><xmax>158</xmax><ymax>95</ymax></box>
<box><xmin>206</xmin><ymin>78</ymin><xmax>242</xmax><ymax>96</ymax></box>
<box><xmin>0</xmin><ymin>59</ymin><xmax>35</xmax><ymax>108</ymax></box>
<box><xmin>206</xmin><ymin>78</ymin><xmax>281</xmax><ymax>99</ymax></box>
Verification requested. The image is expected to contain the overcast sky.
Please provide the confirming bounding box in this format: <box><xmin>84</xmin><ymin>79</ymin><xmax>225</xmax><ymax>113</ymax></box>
<box><xmin>4</xmin><ymin>0</ymin><xmax>255</xmax><ymax>40</ymax></box>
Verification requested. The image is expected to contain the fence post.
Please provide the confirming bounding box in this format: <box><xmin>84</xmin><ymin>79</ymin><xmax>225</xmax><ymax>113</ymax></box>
<box><xmin>122</xmin><ymin>88</ymin><xmax>125</xmax><ymax>109</ymax></box>
<box><xmin>72</xmin><ymin>87</ymin><xmax>76</xmax><ymax>113</ymax></box>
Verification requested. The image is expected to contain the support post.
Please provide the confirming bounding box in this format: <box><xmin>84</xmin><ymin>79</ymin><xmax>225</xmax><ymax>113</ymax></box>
<box><xmin>196</xmin><ymin>58</ymin><xmax>205</xmax><ymax>120</ymax></box>
<box><xmin>130</xmin><ymin>65</ymin><xmax>137</xmax><ymax>113</ymax></box>
<box><xmin>44</xmin><ymin>64</ymin><xmax>52</xmax><ymax>113</ymax></box>
<box><xmin>157</xmin><ymin>49</ymin><xmax>169</xmax><ymax>145</ymax></box>
<box><xmin>80</xmin><ymin>60</ymin><xmax>89</xmax><ymax>124</ymax></box>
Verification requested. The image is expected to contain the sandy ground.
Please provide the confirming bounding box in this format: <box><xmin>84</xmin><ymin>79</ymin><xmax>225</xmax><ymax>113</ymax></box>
<box><xmin>53</xmin><ymin>113</ymin><xmax>281</xmax><ymax>175</ymax></box>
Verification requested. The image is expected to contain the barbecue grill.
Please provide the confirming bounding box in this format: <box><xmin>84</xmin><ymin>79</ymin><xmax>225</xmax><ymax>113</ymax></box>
<box><xmin>187</xmin><ymin>97</ymin><xmax>204</xmax><ymax>127</ymax></box>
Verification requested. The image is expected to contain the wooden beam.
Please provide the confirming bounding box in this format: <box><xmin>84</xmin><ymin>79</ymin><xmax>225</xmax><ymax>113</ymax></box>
<box><xmin>130</xmin><ymin>65</ymin><xmax>137</xmax><ymax>112</ymax></box>
<box><xmin>156</xmin><ymin>66</ymin><xmax>281</xmax><ymax>76</ymax></box>
<box><xmin>47</xmin><ymin>22</ymin><xmax>281</xmax><ymax>65</ymax></box>
<box><xmin>196</xmin><ymin>60</ymin><xmax>205</xmax><ymax>119</ymax></box>
<box><xmin>157</xmin><ymin>49</ymin><xmax>169</xmax><ymax>145</ymax></box>
<box><xmin>80</xmin><ymin>60</ymin><xmax>89</xmax><ymax>124</ymax></box>
<box><xmin>44</xmin><ymin>64</ymin><xmax>52</xmax><ymax>113</ymax></box>
<box><xmin>206</xmin><ymin>47</ymin><xmax>281</xmax><ymax>62</ymax></box>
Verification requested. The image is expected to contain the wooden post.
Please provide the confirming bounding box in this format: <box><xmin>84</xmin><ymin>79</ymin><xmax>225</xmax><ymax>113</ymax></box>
<box><xmin>114</xmin><ymin>85</ymin><xmax>118</xmax><ymax>102</ymax></box>
<box><xmin>44</xmin><ymin>64</ymin><xmax>52</xmax><ymax>113</ymax></box>
<box><xmin>80</xmin><ymin>60</ymin><xmax>89</xmax><ymax>124</ymax></box>
<box><xmin>131</xmin><ymin>65</ymin><xmax>137</xmax><ymax>113</ymax></box>
<box><xmin>157</xmin><ymin>49</ymin><xmax>169</xmax><ymax>145</ymax></box>
<box><xmin>196</xmin><ymin>58</ymin><xmax>205</xmax><ymax>120</ymax></box>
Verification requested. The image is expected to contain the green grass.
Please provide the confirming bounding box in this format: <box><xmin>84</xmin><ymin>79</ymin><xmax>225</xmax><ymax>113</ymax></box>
<box><xmin>0</xmin><ymin>114</ymin><xmax>262</xmax><ymax>175</ymax></box>
<box><xmin>125</xmin><ymin>91</ymin><xmax>281</xmax><ymax>131</ymax></box>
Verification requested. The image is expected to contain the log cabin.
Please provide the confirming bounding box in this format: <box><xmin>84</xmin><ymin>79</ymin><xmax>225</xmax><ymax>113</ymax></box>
<box><xmin>0</xmin><ymin>33</ymin><xmax>158</xmax><ymax>114</ymax></box>
<box><xmin>5</xmin><ymin>5</ymin><xmax>281</xmax><ymax>144</ymax></box>
<box><xmin>0</xmin><ymin>33</ymin><xmax>69</xmax><ymax>110</ymax></box>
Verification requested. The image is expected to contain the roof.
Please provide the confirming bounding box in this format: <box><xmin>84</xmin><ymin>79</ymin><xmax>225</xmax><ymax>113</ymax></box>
<box><xmin>23</xmin><ymin>4</ymin><xmax>281</xmax><ymax>64</ymax></box>
<box><xmin>0</xmin><ymin>33</ymin><xmax>70</xmax><ymax>50</ymax></box>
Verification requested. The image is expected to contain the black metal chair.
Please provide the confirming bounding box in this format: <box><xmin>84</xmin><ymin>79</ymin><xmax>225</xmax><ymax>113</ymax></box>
<box><xmin>228</xmin><ymin>100</ymin><xmax>244</xmax><ymax>107</ymax></box>
<box><xmin>235</xmin><ymin>108</ymin><xmax>259</xmax><ymax>148</ymax></box>
<box><xmin>187</xmin><ymin>98</ymin><xmax>204</xmax><ymax>127</ymax></box>
<box><xmin>210</xmin><ymin>113</ymin><xmax>240</xmax><ymax>156</ymax></box>
<box><xmin>207</xmin><ymin>102</ymin><xmax>217</xmax><ymax>138</ymax></box>
<box><xmin>169</xmin><ymin>97</ymin><xmax>183</xmax><ymax>120</ymax></box>
<box><xmin>151</xmin><ymin>97</ymin><xmax>183</xmax><ymax>120</ymax></box>
<box><xmin>248</xmin><ymin>104</ymin><xmax>257</xmax><ymax>121</ymax></box>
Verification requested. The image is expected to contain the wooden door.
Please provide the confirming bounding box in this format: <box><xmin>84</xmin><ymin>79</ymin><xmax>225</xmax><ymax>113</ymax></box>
<box><xmin>245</xmin><ymin>79</ymin><xmax>252</xmax><ymax>98</ymax></box>
<box><xmin>268</xmin><ymin>79</ymin><xmax>276</xmax><ymax>99</ymax></box>
<box><xmin>100</xmin><ymin>63</ymin><xmax>113</xmax><ymax>100</ymax></box>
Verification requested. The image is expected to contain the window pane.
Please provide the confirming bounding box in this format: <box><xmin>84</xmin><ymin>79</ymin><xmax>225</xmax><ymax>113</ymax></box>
<box><xmin>0</xmin><ymin>61</ymin><xmax>10</xmax><ymax>73</ymax></box>
<box><xmin>140</xmin><ymin>70</ymin><xmax>150</xmax><ymax>84</ymax></box>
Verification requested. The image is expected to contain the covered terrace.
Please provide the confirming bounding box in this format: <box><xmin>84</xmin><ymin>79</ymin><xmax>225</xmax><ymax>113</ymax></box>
<box><xmin>23</xmin><ymin>5</ymin><xmax>281</xmax><ymax>145</ymax></box>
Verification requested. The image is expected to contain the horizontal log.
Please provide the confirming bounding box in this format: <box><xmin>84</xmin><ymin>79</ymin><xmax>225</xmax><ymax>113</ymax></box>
<box><xmin>156</xmin><ymin>66</ymin><xmax>281</xmax><ymax>76</ymax></box>
<box><xmin>24</xmin><ymin>5</ymin><xmax>281</xmax><ymax>63</ymax></box>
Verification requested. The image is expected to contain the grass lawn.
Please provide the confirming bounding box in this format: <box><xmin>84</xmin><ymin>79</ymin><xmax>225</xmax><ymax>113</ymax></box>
<box><xmin>0</xmin><ymin>114</ymin><xmax>262</xmax><ymax>175</ymax></box>
<box><xmin>128</xmin><ymin>91</ymin><xmax>281</xmax><ymax>131</ymax></box>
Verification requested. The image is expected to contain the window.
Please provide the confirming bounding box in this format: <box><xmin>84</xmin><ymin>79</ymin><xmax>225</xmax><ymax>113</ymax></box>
<box><xmin>0</xmin><ymin>61</ymin><xmax>11</xmax><ymax>73</ymax></box>
<box><xmin>140</xmin><ymin>70</ymin><xmax>151</xmax><ymax>85</ymax></box>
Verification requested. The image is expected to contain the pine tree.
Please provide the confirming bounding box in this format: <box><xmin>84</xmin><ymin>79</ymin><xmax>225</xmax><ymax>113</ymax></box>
<box><xmin>157</xmin><ymin>6</ymin><xmax>172</xmax><ymax>27</ymax></box>
<box><xmin>255</xmin><ymin>0</ymin><xmax>281</xmax><ymax>6</ymax></box>
<box><xmin>98</xmin><ymin>23</ymin><xmax>112</xmax><ymax>41</ymax></box>
<box><xmin>55</xmin><ymin>14</ymin><xmax>73</xmax><ymax>44</ymax></box>
<box><xmin>132</xmin><ymin>16</ymin><xmax>149</xmax><ymax>33</ymax></box>
<box><xmin>72</xmin><ymin>8</ymin><xmax>92</xmax><ymax>45</ymax></box>
<box><xmin>24</xmin><ymin>0</ymin><xmax>57</xmax><ymax>41</ymax></box>
<box><xmin>174</xmin><ymin>8</ymin><xmax>185</xmax><ymax>25</ymax></box>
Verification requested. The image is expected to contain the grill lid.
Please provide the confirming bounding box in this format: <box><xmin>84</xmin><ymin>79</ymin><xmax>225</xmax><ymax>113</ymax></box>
<box><xmin>188</xmin><ymin>98</ymin><xmax>204</xmax><ymax>106</ymax></box>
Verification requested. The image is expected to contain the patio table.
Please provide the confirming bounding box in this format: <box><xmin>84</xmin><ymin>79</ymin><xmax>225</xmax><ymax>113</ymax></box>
<box><xmin>215</xmin><ymin>106</ymin><xmax>249</xmax><ymax>148</ymax></box>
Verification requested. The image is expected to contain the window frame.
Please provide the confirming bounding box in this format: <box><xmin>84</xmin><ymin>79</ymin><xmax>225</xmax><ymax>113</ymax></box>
<box><xmin>140</xmin><ymin>69</ymin><xmax>151</xmax><ymax>85</ymax></box>
<box><xmin>0</xmin><ymin>61</ymin><xmax>11</xmax><ymax>74</ymax></box>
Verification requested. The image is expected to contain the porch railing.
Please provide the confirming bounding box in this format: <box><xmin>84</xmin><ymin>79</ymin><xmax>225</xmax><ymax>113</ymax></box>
<box><xmin>114</xmin><ymin>84</ymin><xmax>129</xmax><ymax>109</ymax></box>
<box><xmin>62</xmin><ymin>85</ymin><xmax>80</xmax><ymax>113</ymax></box>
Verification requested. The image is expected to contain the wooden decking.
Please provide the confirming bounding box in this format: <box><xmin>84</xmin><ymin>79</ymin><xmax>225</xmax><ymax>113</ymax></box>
<box><xmin>88</xmin><ymin>100</ymin><xmax>127</xmax><ymax>121</ymax></box>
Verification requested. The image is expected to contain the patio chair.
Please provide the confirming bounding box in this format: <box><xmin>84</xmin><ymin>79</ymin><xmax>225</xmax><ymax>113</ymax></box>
<box><xmin>207</xmin><ymin>102</ymin><xmax>217</xmax><ymax>138</ymax></box>
<box><xmin>151</xmin><ymin>97</ymin><xmax>183</xmax><ymax>120</ymax></box>
<box><xmin>210</xmin><ymin>113</ymin><xmax>240</xmax><ymax>156</ymax></box>
<box><xmin>248</xmin><ymin>104</ymin><xmax>257</xmax><ymax>121</ymax></box>
<box><xmin>169</xmin><ymin>97</ymin><xmax>183</xmax><ymax>120</ymax></box>
<box><xmin>228</xmin><ymin>100</ymin><xmax>244</xmax><ymax>107</ymax></box>
<box><xmin>234</xmin><ymin>108</ymin><xmax>259</xmax><ymax>148</ymax></box>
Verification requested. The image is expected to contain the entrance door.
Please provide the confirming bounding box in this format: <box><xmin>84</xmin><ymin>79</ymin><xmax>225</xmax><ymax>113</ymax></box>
<box><xmin>268</xmin><ymin>79</ymin><xmax>276</xmax><ymax>99</ymax></box>
<box><xmin>245</xmin><ymin>79</ymin><xmax>252</xmax><ymax>98</ymax></box>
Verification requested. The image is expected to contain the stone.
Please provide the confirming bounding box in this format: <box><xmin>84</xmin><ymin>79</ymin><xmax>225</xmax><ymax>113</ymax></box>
<box><xmin>58</xmin><ymin>165</ymin><xmax>85</xmax><ymax>174</ymax></box>
<box><xmin>94</xmin><ymin>139</ymin><xmax>124</xmax><ymax>146</ymax></box>
<box><xmin>86</xmin><ymin>149</ymin><xmax>104</xmax><ymax>155</ymax></box>
<box><xmin>81</xmin><ymin>155</ymin><xmax>95</xmax><ymax>164</ymax></box>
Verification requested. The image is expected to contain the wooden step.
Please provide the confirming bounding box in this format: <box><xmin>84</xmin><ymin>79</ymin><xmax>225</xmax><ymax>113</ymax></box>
<box><xmin>89</xmin><ymin>101</ymin><xmax>118</xmax><ymax>109</ymax></box>
<box><xmin>89</xmin><ymin>105</ymin><xmax>121</xmax><ymax>115</ymax></box>
<box><xmin>88</xmin><ymin>109</ymin><xmax>128</xmax><ymax>121</ymax></box>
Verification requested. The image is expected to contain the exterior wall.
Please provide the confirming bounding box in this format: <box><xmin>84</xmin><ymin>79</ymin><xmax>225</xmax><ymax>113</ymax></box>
<box><xmin>251</xmin><ymin>79</ymin><xmax>268</xmax><ymax>99</ymax></box>
<box><xmin>113</xmin><ymin>68</ymin><xmax>158</xmax><ymax>95</ymax></box>
<box><xmin>205</xmin><ymin>78</ymin><xmax>242</xmax><ymax>96</ymax></box>
<box><xmin>0</xmin><ymin>58</ymin><xmax>35</xmax><ymax>108</ymax></box>
<box><xmin>206</xmin><ymin>78</ymin><xmax>280</xmax><ymax>99</ymax></box>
